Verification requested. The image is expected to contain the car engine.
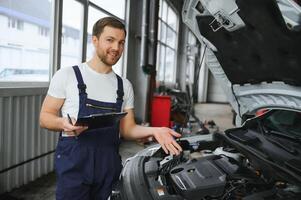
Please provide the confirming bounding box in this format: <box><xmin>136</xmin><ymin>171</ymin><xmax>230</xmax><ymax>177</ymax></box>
<box><xmin>140</xmin><ymin>137</ymin><xmax>301</xmax><ymax>200</ymax></box>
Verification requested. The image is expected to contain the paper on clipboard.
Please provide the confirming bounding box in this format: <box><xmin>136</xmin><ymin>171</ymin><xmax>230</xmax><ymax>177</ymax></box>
<box><xmin>75</xmin><ymin>112</ymin><xmax>127</xmax><ymax>130</ymax></box>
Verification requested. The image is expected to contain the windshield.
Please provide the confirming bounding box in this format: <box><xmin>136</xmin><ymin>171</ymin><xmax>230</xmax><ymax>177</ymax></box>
<box><xmin>262</xmin><ymin>110</ymin><xmax>301</xmax><ymax>138</ymax></box>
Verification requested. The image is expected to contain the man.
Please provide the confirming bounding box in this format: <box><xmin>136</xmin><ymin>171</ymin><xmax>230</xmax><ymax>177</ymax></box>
<box><xmin>40</xmin><ymin>17</ymin><xmax>182</xmax><ymax>200</ymax></box>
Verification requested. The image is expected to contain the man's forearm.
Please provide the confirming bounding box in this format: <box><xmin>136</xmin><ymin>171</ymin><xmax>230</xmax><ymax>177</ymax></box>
<box><xmin>121</xmin><ymin>124</ymin><xmax>157</xmax><ymax>140</ymax></box>
<box><xmin>40</xmin><ymin>112</ymin><xmax>64</xmax><ymax>132</ymax></box>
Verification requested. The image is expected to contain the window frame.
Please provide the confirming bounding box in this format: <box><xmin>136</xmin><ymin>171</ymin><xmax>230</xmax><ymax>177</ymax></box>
<box><xmin>156</xmin><ymin>0</ymin><xmax>179</xmax><ymax>84</ymax></box>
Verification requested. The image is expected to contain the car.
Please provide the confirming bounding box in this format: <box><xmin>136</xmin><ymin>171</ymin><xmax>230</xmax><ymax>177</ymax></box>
<box><xmin>112</xmin><ymin>0</ymin><xmax>301</xmax><ymax>199</ymax></box>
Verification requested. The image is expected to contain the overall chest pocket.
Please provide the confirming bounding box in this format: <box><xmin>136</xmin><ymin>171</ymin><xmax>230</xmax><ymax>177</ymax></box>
<box><xmin>85</xmin><ymin>103</ymin><xmax>117</xmax><ymax>114</ymax></box>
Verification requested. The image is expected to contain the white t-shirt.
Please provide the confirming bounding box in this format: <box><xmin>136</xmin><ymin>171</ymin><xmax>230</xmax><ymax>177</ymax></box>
<box><xmin>48</xmin><ymin>62</ymin><xmax>134</xmax><ymax>121</ymax></box>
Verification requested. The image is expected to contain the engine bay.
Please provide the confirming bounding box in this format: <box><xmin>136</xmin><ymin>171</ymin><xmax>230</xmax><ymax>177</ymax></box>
<box><xmin>142</xmin><ymin>136</ymin><xmax>301</xmax><ymax>199</ymax></box>
<box><xmin>117</xmin><ymin>110</ymin><xmax>301</xmax><ymax>200</ymax></box>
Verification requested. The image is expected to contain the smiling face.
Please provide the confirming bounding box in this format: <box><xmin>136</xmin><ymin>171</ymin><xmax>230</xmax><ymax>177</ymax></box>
<box><xmin>92</xmin><ymin>26</ymin><xmax>126</xmax><ymax>67</ymax></box>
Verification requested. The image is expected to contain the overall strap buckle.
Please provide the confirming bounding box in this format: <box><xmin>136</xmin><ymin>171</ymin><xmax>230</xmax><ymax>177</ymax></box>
<box><xmin>77</xmin><ymin>84</ymin><xmax>87</xmax><ymax>94</ymax></box>
<box><xmin>117</xmin><ymin>90</ymin><xmax>124</xmax><ymax>101</ymax></box>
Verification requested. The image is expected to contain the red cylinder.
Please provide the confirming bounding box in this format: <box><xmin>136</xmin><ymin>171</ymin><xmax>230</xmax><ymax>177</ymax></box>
<box><xmin>151</xmin><ymin>95</ymin><xmax>171</xmax><ymax>127</ymax></box>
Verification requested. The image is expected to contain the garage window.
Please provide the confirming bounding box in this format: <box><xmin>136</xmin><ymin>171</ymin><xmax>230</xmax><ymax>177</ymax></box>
<box><xmin>0</xmin><ymin>0</ymin><xmax>52</xmax><ymax>83</ymax></box>
<box><xmin>156</xmin><ymin>0</ymin><xmax>179</xmax><ymax>83</ymax></box>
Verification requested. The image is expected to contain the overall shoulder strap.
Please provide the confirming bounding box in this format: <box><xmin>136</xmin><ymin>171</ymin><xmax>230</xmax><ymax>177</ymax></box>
<box><xmin>72</xmin><ymin>65</ymin><xmax>87</xmax><ymax>94</ymax></box>
<box><xmin>116</xmin><ymin>74</ymin><xmax>124</xmax><ymax>111</ymax></box>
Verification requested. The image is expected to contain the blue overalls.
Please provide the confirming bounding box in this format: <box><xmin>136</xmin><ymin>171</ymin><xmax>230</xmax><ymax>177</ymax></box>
<box><xmin>55</xmin><ymin>65</ymin><xmax>124</xmax><ymax>200</ymax></box>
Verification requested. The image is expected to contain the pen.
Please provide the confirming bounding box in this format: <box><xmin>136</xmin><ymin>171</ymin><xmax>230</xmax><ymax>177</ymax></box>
<box><xmin>67</xmin><ymin>114</ymin><xmax>78</xmax><ymax>137</ymax></box>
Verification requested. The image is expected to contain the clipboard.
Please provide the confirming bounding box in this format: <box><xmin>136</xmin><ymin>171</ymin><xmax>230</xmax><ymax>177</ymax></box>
<box><xmin>75</xmin><ymin>112</ymin><xmax>127</xmax><ymax>130</ymax></box>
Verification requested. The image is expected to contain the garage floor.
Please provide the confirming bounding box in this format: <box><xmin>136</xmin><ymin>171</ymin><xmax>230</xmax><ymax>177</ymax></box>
<box><xmin>0</xmin><ymin>103</ymin><xmax>233</xmax><ymax>200</ymax></box>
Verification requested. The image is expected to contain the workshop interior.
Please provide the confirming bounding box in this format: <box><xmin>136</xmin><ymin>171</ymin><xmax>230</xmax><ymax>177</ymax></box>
<box><xmin>0</xmin><ymin>0</ymin><xmax>301</xmax><ymax>199</ymax></box>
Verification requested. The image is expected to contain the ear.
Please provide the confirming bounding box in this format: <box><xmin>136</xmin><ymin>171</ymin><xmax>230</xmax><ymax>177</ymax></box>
<box><xmin>92</xmin><ymin>36</ymin><xmax>98</xmax><ymax>47</ymax></box>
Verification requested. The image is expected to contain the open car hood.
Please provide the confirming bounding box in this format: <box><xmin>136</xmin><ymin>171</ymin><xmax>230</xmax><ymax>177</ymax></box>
<box><xmin>182</xmin><ymin>0</ymin><xmax>301</xmax><ymax>124</ymax></box>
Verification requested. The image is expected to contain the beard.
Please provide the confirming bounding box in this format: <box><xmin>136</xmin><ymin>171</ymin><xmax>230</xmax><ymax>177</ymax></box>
<box><xmin>96</xmin><ymin>50</ymin><xmax>121</xmax><ymax>66</ymax></box>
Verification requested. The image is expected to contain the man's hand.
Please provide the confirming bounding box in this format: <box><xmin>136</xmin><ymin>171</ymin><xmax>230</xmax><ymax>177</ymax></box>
<box><xmin>62</xmin><ymin>117</ymin><xmax>88</xmax><ymax>136</ymax></box>
<box><xmin>152</xmin><ymin>127</ymin><xmax>182</xmax><ymax>155</ymax></box>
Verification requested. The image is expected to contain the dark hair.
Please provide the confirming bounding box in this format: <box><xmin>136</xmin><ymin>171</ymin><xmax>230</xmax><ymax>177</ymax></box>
<box><xmin>92</xmin><ymin>17</ymin><xmax>126</xmax><ymax>38</ymax></box>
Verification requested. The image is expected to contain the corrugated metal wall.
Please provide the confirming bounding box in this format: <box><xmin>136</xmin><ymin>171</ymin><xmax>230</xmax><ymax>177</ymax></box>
<box><xmin>0</xmin><ymin>88</ymin><xmax>58</xmax><ymax>194</ymax></box>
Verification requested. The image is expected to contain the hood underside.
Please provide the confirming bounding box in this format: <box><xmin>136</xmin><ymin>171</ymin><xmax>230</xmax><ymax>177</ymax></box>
<box><xmin>183</xmin><ymin>0</ymin><xmax>301</xmax><ymax>123</ymax></box>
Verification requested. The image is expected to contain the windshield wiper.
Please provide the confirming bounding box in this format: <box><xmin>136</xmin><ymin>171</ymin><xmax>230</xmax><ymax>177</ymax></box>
<box><xmin>265</xmin><ymin>136</ymin><xmax>298</xmax><ymax>155</ymax></box>
<box><xmin>259</xmin><ymin>122</ymin><xmax>301</xmax><ymax>143</ymax></box>
<box><xmin>267</xmin><ymin>130</ymin><xmax>301</xmax><ymax>144</ymax></box>
<box><xmin>259</xmin><ymin>124</ymin><xmax>300</xmax><ymax>154</ymax></box>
